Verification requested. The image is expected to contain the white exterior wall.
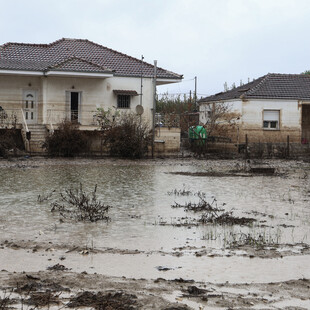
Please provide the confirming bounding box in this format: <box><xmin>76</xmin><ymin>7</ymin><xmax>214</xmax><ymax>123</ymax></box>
<box><xmin>242</xmin><ymin>99</ymin><xmax>300</xmax><ymax>129</ymax></box>
<box><xmin>0</xmin><ymin>75</ymin><xmax>43</xmax><ymax>124</ymax></box>
<box><xmin>44</xmin><ymin>75</ymin><xmax>154</xmax><ymax>125</ymax></box>
<box><xmin>0</xmin><ymin>74</ymin><xmax>155</xmax><ymax>126</ymax></box>
<box><xmin>241</xmin><ymin>99</ymin><xmax>301</xmax><ymax>142</ymax></box>
<box><xmin>199</xmin><ymin>99</ymin><xmax>242</xmax><ymax>124</ymax></box>
<box><xmin>199</xmin><ymin>98</ymin><xmax>302</xmax><ymax>143</ymax></box>
<box><xmin>0</xmin><ymin>75</ymin><xmax>42</xmax><ymax>107</ymax></box>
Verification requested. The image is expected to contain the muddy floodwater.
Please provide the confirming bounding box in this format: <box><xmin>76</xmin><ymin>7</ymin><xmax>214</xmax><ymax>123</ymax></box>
<box><xmin>0</xmin><ymin>157</ymin><xmax>310</xmax><ymax>309</ymax></box>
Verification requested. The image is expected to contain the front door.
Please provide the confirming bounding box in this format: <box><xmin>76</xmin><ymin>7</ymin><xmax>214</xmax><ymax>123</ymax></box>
<box><xmin>302</xmin><ymin>104</ymin><xmax>310</xmax><ymax>143</ymax></box>
<box><xmin>23</xmin><ymin>90</ymin><xmax>37</xmax><ymax>124</ymax></box>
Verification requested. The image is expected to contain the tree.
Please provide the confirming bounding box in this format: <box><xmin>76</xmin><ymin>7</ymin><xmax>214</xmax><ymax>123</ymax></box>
<box><xmin>200</xmin><ymin>102</ymin><xmax>240</xmax><ymax>138</ymax></box>
<box><xmin>302</xmin><ymin>70</ymin><xmax>310</xmax><ymax>75</ymax></box>
<box><xmin>156</xmin><ymin>93</ymin><xmax>197</xmax><ymax>114</ymax></box>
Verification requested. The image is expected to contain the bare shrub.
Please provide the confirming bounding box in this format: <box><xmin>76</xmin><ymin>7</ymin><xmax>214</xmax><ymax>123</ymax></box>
<box><xmin>51</xmin><ymin>184</ymin><xmax>111</xmax><ymax>222</ymax></box>
<box><xmin>200</xmin><ymin>102</ymin><xmax>240</xmax><ymax>138</ymax></box>
<box><xmin>43</xmin><ymin>120</ymin><xmax>90</xmax><ymax>157</ymax></box>
<box><xmin>97</xmin><ymin>111</ymin><xmax>151</xmax><ymax>159</ymax></box>
<box><xmin>0</xmin><ymin>128</ymin><xmax>23</xmax><ymax>157</ymax></box>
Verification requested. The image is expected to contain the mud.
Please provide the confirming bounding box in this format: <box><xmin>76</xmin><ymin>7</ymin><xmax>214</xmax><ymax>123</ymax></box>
<box><xmin>0</xmin><ymin>270</ymin><xmax>309</xmax><ymax>309</ymax></box>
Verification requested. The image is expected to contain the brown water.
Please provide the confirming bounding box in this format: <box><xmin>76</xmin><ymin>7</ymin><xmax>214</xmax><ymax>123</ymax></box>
<box><xmin>0</xmin><ymin>158</ymin><xmax>309</xmax><ymax>282</ymax></box>
<box><xmin>0</xmin><ymin>159</ymin><xmax>309</xmax><ymax>250</ymax></box>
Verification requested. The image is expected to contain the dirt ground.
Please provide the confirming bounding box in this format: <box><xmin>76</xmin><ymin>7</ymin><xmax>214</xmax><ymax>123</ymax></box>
<box><xmin>0</xmin><ymin>266</ymin><xmax>310</xmax><ymax>309</ymax></box>
<box><xmin>0</xmin><ymin>157</ymin><xmax>310</xmax><ymax>309</ymax></box>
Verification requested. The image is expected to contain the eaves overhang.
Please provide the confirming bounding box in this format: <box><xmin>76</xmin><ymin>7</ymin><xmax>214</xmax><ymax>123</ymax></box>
<box><xmin>0</xmin><ymin>69</ymin><xmax>44</xmax><ymax>76</ymax></box>
<box><xmin>156</xmin><ymin>78</ymin><xmax>182</xmax><ymax>85</ymax></box>
<box><xmin>44</xmin><ymin>70</ymin><xmax>114</xmax><ymax>78</ymax></box>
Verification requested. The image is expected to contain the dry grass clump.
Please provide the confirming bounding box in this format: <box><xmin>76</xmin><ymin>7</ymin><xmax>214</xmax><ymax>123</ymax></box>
<box><xmin>51</xmin><ymin>184</ymin><xmax>111</xmax><ymax>222</ymax></box>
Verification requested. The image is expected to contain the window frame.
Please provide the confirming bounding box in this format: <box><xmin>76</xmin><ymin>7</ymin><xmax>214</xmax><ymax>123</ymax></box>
<box><xmin>263</xmin><ymin>109</ymin><xmax>280</xmax><ymax>130</ymax></box>
<box><xmin>117</xmin><ymin>95</ymin><xmax>131</xmax><ymax>109</ymax></box>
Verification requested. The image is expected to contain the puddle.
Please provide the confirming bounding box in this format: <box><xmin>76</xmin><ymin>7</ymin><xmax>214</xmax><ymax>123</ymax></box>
<box><xmin>1</xmin><ymin>248</ymin><xmax>310</xmax><ymax>283</ymax></box>
<box><xmin>0</xmin><ymin>158</ymin><xmax>310</xmax><ymax>282</ymax></box>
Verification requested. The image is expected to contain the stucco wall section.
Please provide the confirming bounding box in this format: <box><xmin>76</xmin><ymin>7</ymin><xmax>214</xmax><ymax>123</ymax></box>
<box><xmin>0</xmin><ymin>74</ymin><xmax>155</xmax><ymax>126</ymax></box>
<box><xmin>0</xmin><ymin>75</ymin><xmax>44</xmax><ymax>123</ymax></box>
<box><xmin>154</xmin><ymin>127</ymin><xmax>181</xmax><ymax>153</ymax></box>
<box><xmin>199</xmin><ymin>98</ymin><xmax>302</xmax><ymax>143</ymax></box>
<box><xmin>44</xmin><ymin>76</ymin><xmax>154</xmax><ymax>125</ymax></box>
<box><xmin>241</xmin><ymin>99</ymin><xmax>301</xmax><ymax>143</ymax></box>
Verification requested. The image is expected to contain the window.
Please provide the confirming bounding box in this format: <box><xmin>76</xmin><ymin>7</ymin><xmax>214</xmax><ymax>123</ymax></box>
<box><xmin>117</xmin><ymin>95</ymin><xmax>130</xmax><ymax>109</ymax></box>
<box><xmin>263</xmin><ymin>110</ymin><xmax>279</xmax><ymax>129</ymax></box>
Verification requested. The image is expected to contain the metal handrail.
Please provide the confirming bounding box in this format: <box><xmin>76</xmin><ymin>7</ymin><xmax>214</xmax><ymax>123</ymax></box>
<box><xmin>20</xmin><ymin>108</ymin><xmax>29</xmax><ymax>132</ymax></box>
<box><xmin>46</xmin><ymin>109</ymin><xmax>99</xmax><ymax>126</ymax></box>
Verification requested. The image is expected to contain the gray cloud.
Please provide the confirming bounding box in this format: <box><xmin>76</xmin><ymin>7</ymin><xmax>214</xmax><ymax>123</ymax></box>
<box><xmin>1</xmin><ymin>0</ymin><xmax>310</xmax><ymax>97</ymax></box>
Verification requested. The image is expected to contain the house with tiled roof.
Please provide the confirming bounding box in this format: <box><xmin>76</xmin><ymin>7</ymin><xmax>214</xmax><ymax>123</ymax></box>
<box><xmin>199</xmin><ymin>73</ymin><xmax>310</xmax><ymax>147</ymax></box>
<box><xmin>0</xmin><ymin>38</ymin><xmax>182</xmax><ymax>152</ymax></box>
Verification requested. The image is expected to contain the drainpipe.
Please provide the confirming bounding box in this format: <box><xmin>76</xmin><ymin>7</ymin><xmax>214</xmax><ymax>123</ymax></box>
<box><xmin>152</xmin><ymin>60</ymin><xmax>157</xmax><ymax>159</ymax></box>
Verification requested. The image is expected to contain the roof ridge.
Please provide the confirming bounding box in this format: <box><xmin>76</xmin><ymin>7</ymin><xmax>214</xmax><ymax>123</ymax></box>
<box><xmin>1</xmin><ymin>41</ymin><xmax>50</xmax><ymax>49</ymax></box>
<box><xmin>48</xmin><ymin>56</ymin><xmax>109</xmax><ymax>71</ymax></box>
<box><xmin>0</xmin><ymin>38</ymin><xmax>86</xmax><ymax>49</ymax></box>
<box><xmin>242</xmin><ymin>74</ymin><xmax>270</xmax><ymax>97</ymax></box>
<box><xmin>71</xmin><ymin>38</ymin><xmax>182</xmax><ymax>78</ymax></box>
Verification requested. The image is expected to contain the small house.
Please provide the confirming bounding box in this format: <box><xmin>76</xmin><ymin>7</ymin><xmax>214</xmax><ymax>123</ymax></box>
<box><xmin>199</xmin><ymin>73</ymin><xmax>310</xmax><ymax>148</ymax></box>
<box><xmin>0</xmin><ymin>38</ymin><xmax>182</xmax><ymax>152</ymax></box>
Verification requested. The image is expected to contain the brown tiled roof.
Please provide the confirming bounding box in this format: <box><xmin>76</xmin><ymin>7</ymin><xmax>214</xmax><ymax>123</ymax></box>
<box><xmin>199</xmin><ymin>73</ymin><xmax>310</xmax><ymax>103</ymax></box>
<box><xmin>48</xmin><ymin>57</ymin><xmax>111</xmax><ymax>73</ymax></box>
<box><xmin>113</xmin><ymin>90</ymin><xmax>139</xmax><ymax>96</ymax></box>
<box><xmin>0</xmin><ymin>38</ymin><xmax>182</xmax><ymax>79</ymax></box>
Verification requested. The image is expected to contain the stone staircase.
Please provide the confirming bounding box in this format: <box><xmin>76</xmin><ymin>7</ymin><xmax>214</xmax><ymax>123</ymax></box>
<box><xmin>22</xmin><ymin>124</ymin><xmax>48</xmax><ymax>153</ymax></box>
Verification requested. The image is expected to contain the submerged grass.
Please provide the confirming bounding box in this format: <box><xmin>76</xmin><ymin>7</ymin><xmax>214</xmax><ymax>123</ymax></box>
<box><xmin>223</xmin><ymin>229</ymin><xmax>282</xmax><ymax>249</ymax></box>
<box><xmin>51</xmin><ymin>184</ymin><xmax>111</xmax><ymax>222</ymax></box>
<box><xmin>170</xmin><ymin>191</ymin><xmax>256</xmax><ymax>226</ymax></box>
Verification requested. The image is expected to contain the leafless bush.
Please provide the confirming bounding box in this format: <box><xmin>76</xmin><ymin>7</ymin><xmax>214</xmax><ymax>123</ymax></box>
<box><xmin>0</xmin><ymin>128</ymin><xmax>23</xmax><ymax>157</ymax></box>
<box><xmin>51</xmin><ymin>184</ymin><xmax>111</xmax><ymax>222</ymax></box>
<box><xmin>43</xmin><ymin>120</ymin><xmax>90</xmax><ymax>157</ymax></box>
<box><xmin>96</xmin><ymin>109</ymin><xmax>151</xmax><ymax>159</ymax></box>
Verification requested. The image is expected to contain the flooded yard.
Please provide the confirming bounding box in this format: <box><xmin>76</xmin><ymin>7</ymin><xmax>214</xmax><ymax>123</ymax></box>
<box><xmin>0</xmin><ymin>157</ymin><xmax>310</xmax><ymax>309</ymax></box>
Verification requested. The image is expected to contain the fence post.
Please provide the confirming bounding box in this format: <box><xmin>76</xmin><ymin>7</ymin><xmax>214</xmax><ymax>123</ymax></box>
<box><xmin>245</xmin><ymin>134</ymin><xmax>248</xmax><ymax>159</ymax></box>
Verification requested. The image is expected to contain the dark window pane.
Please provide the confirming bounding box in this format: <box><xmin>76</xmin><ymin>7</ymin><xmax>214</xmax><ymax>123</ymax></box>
<box><xmin>270</xmin><ymin>121</ymin><xmax>277</xmax><ymax>128</ymax></box>
<box><xmin>263</xmin><ymin>121</ymin><xmax>269</xmax><ymax>128</ymax></box>
<box><xmin>117</xmin><ymin>95</ymin><xmax>130</xmax><ymax>108</ymax></box>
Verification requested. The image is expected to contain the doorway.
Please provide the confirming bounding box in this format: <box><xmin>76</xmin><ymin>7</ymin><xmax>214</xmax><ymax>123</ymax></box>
<box><xmin>301</xmin><ymin>104</ymin><xmax>310</xmax><ymax>143</ymax></box>
<box><xmin>70</xmin><ymin>92</ymin><xmax>80</xmax><ymax>122</ymax></box>
<box><xmin>23</xmin><ymin>90</ymin><xmax>37</xmax><ymax>124</ymax></box>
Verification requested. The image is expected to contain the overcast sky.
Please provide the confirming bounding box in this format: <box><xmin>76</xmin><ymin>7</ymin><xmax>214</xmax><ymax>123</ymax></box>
<box><xmin>1</xmin><ymin>0</ymin><xmax>310</xmax><ymax>98</ymax></box>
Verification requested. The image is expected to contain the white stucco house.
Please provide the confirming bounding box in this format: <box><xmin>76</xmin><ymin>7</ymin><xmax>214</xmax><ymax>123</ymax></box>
<box><xmin>0</xmin><ymin>38</ymin><xmax>182</xmax><ymax>152</ymax></box>
<box><xmin>199</xmin><ymin>73</ymin><xmax>310</xmax><ymax>145</ymax></box>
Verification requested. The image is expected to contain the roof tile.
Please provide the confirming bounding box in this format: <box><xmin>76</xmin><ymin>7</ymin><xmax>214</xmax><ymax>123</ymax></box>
<box><xmin>199</xmin><ymin>73</ymin><xmax>310</xmax><ymax>103</ymax></box>
<box><xmin>0</xmin><ymin>38</ymin><xmax>182</xmax><ymax>79</ymax></box>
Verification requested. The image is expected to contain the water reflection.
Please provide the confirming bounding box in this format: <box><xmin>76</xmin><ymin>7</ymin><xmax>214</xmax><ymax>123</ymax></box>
<box><xmin>0</xmin><ymin>160</ymin><xmax>309</xmax><ymax>253</ymax></box>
